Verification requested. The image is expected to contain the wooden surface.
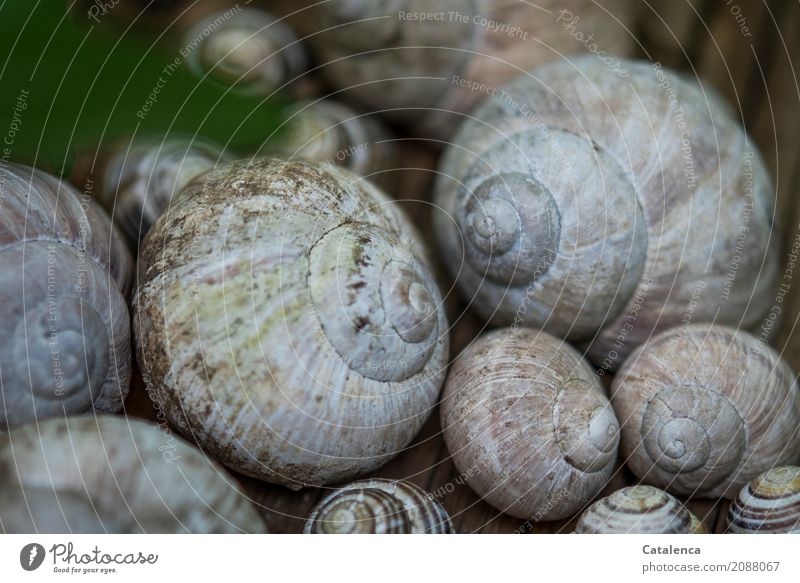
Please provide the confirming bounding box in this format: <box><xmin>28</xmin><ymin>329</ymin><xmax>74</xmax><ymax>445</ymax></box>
<box><xmin>122</xmin><ymin>0</ymin><xmax>800</xmax><ymax>533</ymax></box>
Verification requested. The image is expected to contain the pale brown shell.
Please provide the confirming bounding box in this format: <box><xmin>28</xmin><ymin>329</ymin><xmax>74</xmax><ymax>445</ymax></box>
<box><xmin>304</xmin><ymin>479</ymin><xmax>453</xmax><ymax>533</ymax></box>
<box><xmin>0</xmin><ymin>415</ymin><xmax>266</xmax><ymax>533</ymax></box>
<box><xmin>300</xmin><ymin>0</ymin><xmax>634</xmax><ymax>140</ymax></box>
<box><xmin>261</xmin><ymin>100</ymin><xmax>396</xmax><ymax>187</ymax></box>
<box><xmin>727</xmin><ymin>466</ymin><xmax>800</xmax><ymax>533</ymax></box>
<box><xmin>613</xmin><ymin>325</ymin><xmax>800</xmax><ymax>498</ymax></box>
<box><xmin>134</xmin><ymin>158</ymin><xmax>449</xmax><ymax>489</ymax></box>
<box><xmin>0</xmin><ymin>164</ymin><xmax>133</xmax><ymax>430</ymax></box>
<box><xmin>183</xmin><ymin>6</ymin><xmax>306</xmax><ymax>96</ymax></box>
<box><xmin>440</xmin><ymin>327</ymin><xmax>619</xmax><ymax>521</ymax></box>
<box><xmin>575</xmin><ymin>485</ymin><xmax>703</xmax><ymax>534</ymax></box>
<box><xmin>434</xmin><ymin>57</ymin><xmax>778</xmax><ymax>370</ymax></box>
<box><xmin>96</xmin><ymin>137</ymin><xmax>228</xmax><ymax>243</ymax></box>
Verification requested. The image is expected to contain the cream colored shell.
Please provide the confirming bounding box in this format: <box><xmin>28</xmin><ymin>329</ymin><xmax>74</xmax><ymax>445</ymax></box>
<box><xmin>134</xmin><ymin>158</ymin><xmax>449</xmax><ymax>489</ymax></box>
<box><xmin>575</xmin><ymin>485</ymin><xmax>705</xmax><ymax>534</ymax></box>
<box><xmin>440</xmin><ymin>327</ymin><xmax>619</xmax><ymax>521</ymax></box>
<box><xmin>434</xmin><ymin>56</ymin><xmax>778</xmax><ymax>370</ymax></box>
<box><xmin>301</xmin><ymin>0</ymin><xmax>633</xmax><ymax>140</ymax></box>
<box><xmin>612</xmin><ymin>325</ymin><xmax>800</xmax><ymax>498</ymax></box>
<box><xmin>0</xmin><ymin>416</ymin><xmax>266</xmax><ymax>533</ymax></box>
<box><xmin>0</xmin><ymin>164</ymin><xmax>133</xmax><ymax>430</ymax></box>
<box><xmin>727</xmin><ymin>466</ymin><xmax>800</xmax><ymax>533</ymax></box>
<box><xmin>96</xmin><ymin>137</ymin><xmax>227</xmax><ymax>243</ymax></box>
<box><xmin>304</xmin><ymin>479</ymin><xmax>453</xmax><ymax>533</ymax></box>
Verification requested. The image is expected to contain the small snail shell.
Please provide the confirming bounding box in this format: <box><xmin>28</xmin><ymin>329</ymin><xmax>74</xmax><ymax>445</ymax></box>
<box><xmin>303</xmin><ymin>479</ymin><xmax>453</xmax><ymax>534</ymax></box>
<box><xmin>261</xmin><ymin>100</ymin><xmax>396</xmax><ymax>186</ymax></box>
<box><xmin>612</xmin><ymin>325</ymin><xmax>800</xmax><ymax>498</ymax></box>
<box><xmin>0</xmin><ymin>164</ymin><xmax>133</xmax><ymax>430</ymax></box>
<box><xmin>301</xmin><ymin>0</ymin><xmax>634</xmax><ymax>140</ymax></box>
<box><xmin>440</xmin><ymin>327</ymin><xmax>619</xmax><ymax>521</ymax></box>
<box><xmin>134</xmin><ymin>158</ymin><xmax>448</xmax><ymax>488</ymax></box>
<box><xmin>0</xmin><ymin>415</ymin><xmax>266</xmax><ymax>533</ymax></box>
<box><xmin>95</xmin><ymin>137</ymin><xmax>228</xmax><ymax>243</ymax></box>
<box><xmin>183</xmin><ymin>6</ymin><xmax>306</xmax><ymax>96</ymax></box>
<box><xmin>575</xmin><ymin>485</ymin><xmax>704</xmax><ymax>534</ymax></box>
<box><xmin>434</xmin><ymin>56</ymin><xmax>778</xmax><ymax>369</ymax></box>
<box><xmin>727</xmin><ymin>466</ymin><xmax>800</xmax><ymax>533</ymax></box>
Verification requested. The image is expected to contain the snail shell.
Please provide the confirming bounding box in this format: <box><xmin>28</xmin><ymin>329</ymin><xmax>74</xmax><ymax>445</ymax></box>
<box><xmin>134</xmin><ymin>158</ymin><xmax>448</xmax><ymax>488</ymax></box>
<box><xmin>575</xmin><ymin>485</ymin><xmax>704</xmax><ymax>534</ymax></box>
<box><xmin>261</xmin><ymin>100</ymin><xmax>396</xmax><ymax>187</ymax></box>
<box><xmin>304</xmin><ymin>479</ymin><xmax>453</xmax><ymax>533</ymax></box>
<box><xmin>95</xmin><ymin>137</ymin><xmax>228</xmax><ymax>243</ymax></box>
<box><xmin>183</xmin><ymin>6</ymin><xmax>306</xmax><ymax>96</ymax></box>
<box><xmin>0</xmin><ymin>164</ymin><xmax>133</xmax><ymax>430</ymax></box>
<box><xmin>612</xmin><ymin>325</ymin><xmax>800</xmax><ymax>498</ymax></box>
<box><xmin>727</xmin><ymin>466</ymin><xmax>800</xmax><ymax>533</ymax></box>
<box><xmin>434</xmin><ymin>56</ymin><xmax>778</xmax><ymax>369</ymax></box>
<box><xmin>301</xmin><ymin>0</ymin><xmax>634</xmax><ymax>140</ymax></box>
<box><xmin>0</xmin><ymin>415</ymin><xmax>266</xmax><ymax>533</ymax></box>
<box><xmin>440</xmin><ymin>327</ymin><xmax>619</xmax><ymax>521</ymax></box>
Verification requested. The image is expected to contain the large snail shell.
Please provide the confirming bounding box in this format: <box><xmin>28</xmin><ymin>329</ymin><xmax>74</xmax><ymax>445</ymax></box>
<box><xmin>134</xmin><ymin>158</ymin><xmax>449</xmax><ymax>488</ymax></box>
<box><xmin>304</xmin><ymin>479</ymin><xmax>453</xmax><ymax>533</ymax></box>
<box><xmin>0</xmin><ymin>415</ymin><xmax>266</xmax><ymax>533</ymax></box>
<box><xmin>96</xmin><ymin>138</ymin><xmax>228</xmax><ymax>243</ymax></box>
<box><xmin>435</xmin><ymin>57</ymin><xmax>778</xmax><ymax>369</ymax></box>
<box><xmin>612</xmin><ymin>325</ymin><xmax>800</xmax><ymax>498</ymax></box>
<box><xmin>0</xmin><ymin>164</ymin><xmax>133</xmax><ymax>430</ymax></box>
<box><xmin>300</xmin><ymin>0</ymin><xmax>633</xmax><ymax>140</ymax></box>
<box><xmin>183</xmin><ymin>6</ymin><xmax>306</xmax><ymax>96</ymax></box>
<box><xmin>440</xmin><ymin>327</ymin><xmax>619</xmax><ymax>521</ymax></box>
<box><xmin>261</xmin><ymin>100</ymin><xmax>396</xmax><ymax>186</ymax></box>
<box><xmin>0</xmin><ymin>486</ymin><xmax>125</xmax><ymax>533</ymax></box>
<box><xmin>727</xmin><ymin>466</ymin><xmax>800</xmax><ymax>533</ymax></box>
<box><xmin>575</xmin><ymin>485</ymin><xmax>704</xmax><ymax>534</ymax></box>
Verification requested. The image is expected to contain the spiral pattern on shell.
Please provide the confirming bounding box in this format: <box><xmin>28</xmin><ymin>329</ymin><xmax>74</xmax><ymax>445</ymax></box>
<box><xmin>134</xmin><ymin>158</ymin><xmax>448</xmax><ymax>488</ymax></box>
<box><xmin>612</xmin><ymin>325</ymin><xmax>800</xmax><ymax>498</ymax></box>
<box><xmin>0</xmin><ymin>416</ymin><xmax>266</xmax><ymax>533</ymax></box>
<box><xmin>0</xmin><ymin>164</ymin><xmax>133</xmax><ymax>430</ymax></box>
<box><xmin>304</xmin><ymin>479</ymin><xmax>453</xmax><ymax>533</ymax></box>
<box><xmin>575</xmin><ymin>485</ymin><xmax>704</xmax><ymax>534</ymax></box>
<box><xmin>183</xmin><ymin>7</ymin><xmax>305</xmax><ymax>95</ymax></box>
<box><xmin>440</xmin><ymin>327</ymin><xmax>619</xmax><ymax>521</ymax></box>
<box><xmin>435</xmin><ymin>56</ymin><xmax>778</xmax><ymax>369</ymax></box>
<box><xmin>727</xmin><ymin>466</ymin><xmax>800</xmax><ymax>533</ymax></box>
<box><xmin>96</xmin><ymin>137</ymin><xmax>227</xmax><ymax>243</ymax></box>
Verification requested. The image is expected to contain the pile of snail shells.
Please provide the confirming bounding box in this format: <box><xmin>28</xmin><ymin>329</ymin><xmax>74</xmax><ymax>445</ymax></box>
<box><xmin>299</xmin><ymin>0</ymin><xmax>634</xmax><ymax>141</ymax></box>
<box><xmin>0</xmin><ymin>415</ymin><xmax>266</xmax><ymax>533</ymax></box>
<box><xmin>434</xmin><ymin>55</ymin><xmax>778</xmax><ymax>370</ymax></box>
<box><xmin>134</xmin><ymin>157</ymin><xmax>449</xmax><ymax>489</ymax></box>
<box><xmin>575</xmin><ymin>485</ymin><xmax>707</xmax><ymax>534</ymax></box>
<box><xmin>0</xmin><ymin>163</ymin><xmax>133</xmax><ymax>430</ymax></box>
<box><xmin>612</xmin><ymin>324</ymin><xmax>800</xmax><ymax>499</ymax></box>
<box><xmin>94</xmin><ymin>137</ymin><xmax>229</xmax><ymax>244</ymax></box>
<box><xmin>727</xmin><ymin>466</ymin><xmax>800</xmax><ymax>534</ymax></box>
<box><xmin>440</xmin><ymin>327</ymin><xmax>620</xmax><ymax>521</ymax></box>
<box><xmin>304</xmin><ymin>479</ymin><xmax>453</xmax><ymax>534</ymax></box>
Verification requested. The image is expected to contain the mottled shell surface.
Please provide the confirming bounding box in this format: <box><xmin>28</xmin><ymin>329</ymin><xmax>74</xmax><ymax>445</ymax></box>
<box><xmin>262</xmin><ymin>100</ymin><xmax>396</xmax><ymax>186</ymax></box>
<box><xmin>613</xmin><ymin>325</ymin><xmax>800</xmax><ymax>498</ymax></box>
<box><xmin>0</xmin><ymin>164</ymin><xmax>133</xmax><ymax>430</ymax></box>
<box><xmin>440</xmin><ymin>327</ymin><xmax>619</xmax><ymax>521</ymax></box>
<box><xmin>302</xmin><ymin>0</ymin><xmax>633</xmax><ymax>140</ymax></box>
<box><xmin>727</xmin><ymin>466</ymin><xmax>800</xmax><ymax>533</ymax></box>
<box><xmin>134</xmin><ymin>158</ymin><xmax>449</xmax><ymax>488</ymax></box>
<box><xmin>184</xmin><ymin>7</ymin><xmax>305</xmax><ymax>95</ymax></box>
<box><xmin>304</xmin><ymin>479</ymin><xmax>453</xmax><ymax>533</ymax></box>
<box><xmin>575</xmin><ymin>485</ymin><xmax>700</xmax><ymax>534</ymax></box>
<box><xmin>97</xmin><ymin>138</ymin><xmax>227</xmax><ymax>243</ymax></box>
<box><xmin>435</xmin><ymin>57</ymin><xmax>778</xmax><ymax>369</ymax></box>
<box><xmin>0</xmin><ymin>415</ymin><xmax>266</xmax><ymax>533</ymax></box>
